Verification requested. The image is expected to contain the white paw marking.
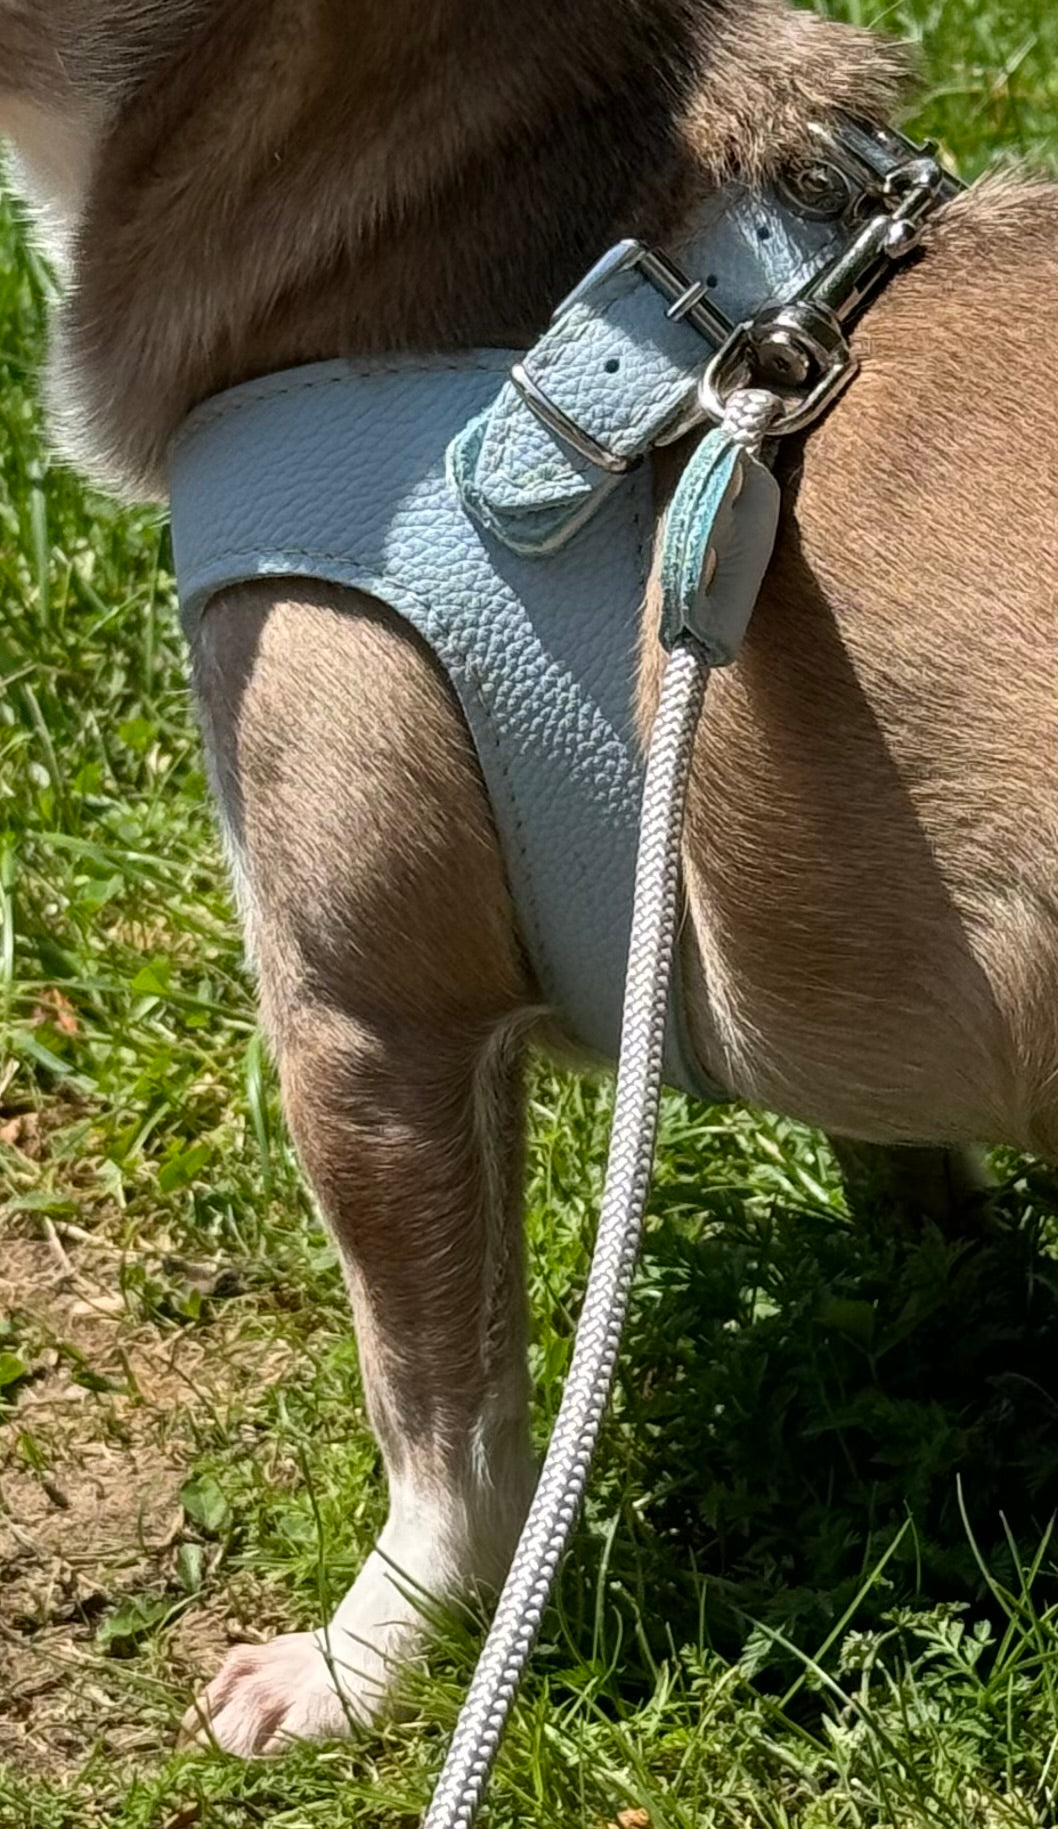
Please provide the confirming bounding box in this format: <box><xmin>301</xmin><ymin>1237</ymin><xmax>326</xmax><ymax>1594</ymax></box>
<box><xmin>180</xmin><ymin>1547</ymin><xmax>429</xmax><ymax>1757</ymax></box>
<box><xmin>181</xmin><ymin>1469</ymin><xmax>533</xmax><ymax>1758</ymax></box>
<box><xmin>180</xmin><ymin>1632</ymin><xmax>359</xmax><ymax>1757</ymax></box>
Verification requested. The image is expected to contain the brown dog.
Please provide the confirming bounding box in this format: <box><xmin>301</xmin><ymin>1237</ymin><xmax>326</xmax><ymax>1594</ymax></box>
<box><xmin>2</xmin><ymin>0</ymin><xmax>1057</xmax><ymax>1759</ymax></box>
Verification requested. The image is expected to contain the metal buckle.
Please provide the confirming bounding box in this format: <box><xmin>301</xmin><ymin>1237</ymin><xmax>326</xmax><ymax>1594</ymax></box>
<box><xmin>511</xmin><ymin>115</ymin><xmax>962</xmax><ymax>464</ymax></box>
<box><xmin>700</xmin><ymin>119</ymin><xmax>961</xmax><ymax>437</ymax></box>
<box><xmin>510</xmin><ymin>240</ymin><xmax>734</xmax><ymax>474</ymax></box>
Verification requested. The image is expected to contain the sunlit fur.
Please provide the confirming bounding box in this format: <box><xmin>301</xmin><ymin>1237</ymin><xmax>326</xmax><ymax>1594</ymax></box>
<box><xmin>2</xmin><ymin>0</ymin><xmax>1057</xmax><ymax>1757</ymax></box>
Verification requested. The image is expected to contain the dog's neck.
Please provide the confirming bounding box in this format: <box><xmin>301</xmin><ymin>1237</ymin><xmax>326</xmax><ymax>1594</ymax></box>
<box><xmin>18</xmin><ymin>0</ymin><xmax>908</xmax><ymax>495</ymax></box>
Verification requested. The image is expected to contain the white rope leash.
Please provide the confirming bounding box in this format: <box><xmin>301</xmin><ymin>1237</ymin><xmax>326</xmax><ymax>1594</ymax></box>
<box><xmin>423</xmin><ymin>392</ymin><xmax>778</xmax><ymax>1829</ymax></box>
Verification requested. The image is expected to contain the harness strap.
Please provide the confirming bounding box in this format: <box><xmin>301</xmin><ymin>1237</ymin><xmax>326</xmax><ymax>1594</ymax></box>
<box><xmin>450</xmin><ymin>182</ymin><xmax>847</xmax><ymax>555</ymax></box>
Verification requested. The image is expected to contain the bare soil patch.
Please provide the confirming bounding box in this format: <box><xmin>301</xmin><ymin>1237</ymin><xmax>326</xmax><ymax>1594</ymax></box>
<box><xmin>0</xmin><ymin>1221</ymin><xmax>294</xmax><ymax>1776</ymax></box>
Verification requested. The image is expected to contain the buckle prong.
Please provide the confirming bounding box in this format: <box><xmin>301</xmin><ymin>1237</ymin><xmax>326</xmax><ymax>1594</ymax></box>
<box><xmin>666</xmin><ymin>279</ymin><xmax>709</xmax><ymax>323</ymax></box>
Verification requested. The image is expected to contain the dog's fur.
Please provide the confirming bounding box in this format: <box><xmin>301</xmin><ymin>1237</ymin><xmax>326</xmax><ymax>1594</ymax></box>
<box><xmin>3</xmin><ymin>0</ymin><xmax>1058</xmax><ymax>1757</ymax></box>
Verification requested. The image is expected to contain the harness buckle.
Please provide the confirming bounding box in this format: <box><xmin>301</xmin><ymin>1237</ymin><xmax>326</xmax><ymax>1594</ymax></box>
<box><xmin>500</xmin><ymin>116</ymin><xmax>961</xmax><ymax>503</ymax></box>
<box><xmin>510</xmin><ymin>240</ymin><xmax>734</xmax><ymax>475</ymax></box>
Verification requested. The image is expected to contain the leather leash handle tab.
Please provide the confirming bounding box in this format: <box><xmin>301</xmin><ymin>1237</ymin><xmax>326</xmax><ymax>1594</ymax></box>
<box><xmin>658</xmin><ymin>426</ymin><xmax>781</xmax><ymax>666</ymax></box>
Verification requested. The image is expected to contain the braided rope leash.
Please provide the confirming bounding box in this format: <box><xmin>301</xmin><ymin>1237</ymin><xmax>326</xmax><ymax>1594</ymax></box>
<box><xmin>423</xmin><ymin>389</ymin><xmax>782</xmax><ymax>1829</ymax></box>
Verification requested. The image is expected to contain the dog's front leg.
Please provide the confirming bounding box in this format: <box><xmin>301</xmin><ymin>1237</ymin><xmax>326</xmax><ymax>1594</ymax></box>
<box><xmin>180</xmin><ymin>583</ymin><xmax>536</xmax><ymax>1755</ymax></box>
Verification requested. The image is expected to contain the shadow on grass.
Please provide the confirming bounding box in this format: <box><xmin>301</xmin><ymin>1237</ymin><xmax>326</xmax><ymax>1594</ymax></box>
<box><xmin>551</xmin><ymin>1159</ymin><xmax>1058</xmax><ymax>1697</ymax></box>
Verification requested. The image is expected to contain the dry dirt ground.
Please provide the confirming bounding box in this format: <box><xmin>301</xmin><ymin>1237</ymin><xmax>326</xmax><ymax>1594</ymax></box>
<box><xmin>0</xmin><ymin>1179</ymin><xmax>298</xmax><ymax>1779</ymax></box>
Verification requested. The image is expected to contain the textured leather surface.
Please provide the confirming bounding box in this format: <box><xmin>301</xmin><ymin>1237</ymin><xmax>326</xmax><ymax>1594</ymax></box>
<box><xmin>171</xmin><ymin>355</ymin><xmax>716</xmax><ymax>1098</ymax></box>
<box><xmin>452</xmin><ymin>181</ymin><xmax>846</xmax><ymax>554</ymax></box>
<box><xmin>658</xmin><ymin>431</ymin><xmax>781</xmax><ymax>664</ymax></box>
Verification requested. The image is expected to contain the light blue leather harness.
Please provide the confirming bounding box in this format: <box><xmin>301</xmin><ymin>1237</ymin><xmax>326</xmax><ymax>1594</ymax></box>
<box><xmin>170</xmin><ymin>125</ymin><xmax>958</xmax><ymax>1098</ymax></box>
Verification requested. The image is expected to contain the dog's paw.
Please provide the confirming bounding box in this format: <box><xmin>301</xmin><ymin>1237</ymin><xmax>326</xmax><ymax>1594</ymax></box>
<box><xmin>179</xmin><ymin>1511</ymin><xmax>501</xmax><ymax>1759</ymax></box>
<box><xmin>179</xmin><ymin>1629</ymin><xmax>382</xmax><ymax>1757</ymax></box>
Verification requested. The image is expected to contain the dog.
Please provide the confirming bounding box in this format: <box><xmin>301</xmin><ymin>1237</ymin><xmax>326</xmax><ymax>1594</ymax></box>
<box><xmin>2</xmin><ymin>0</ymin><xmax>1057</xmax><ymax>1761</ymax></box>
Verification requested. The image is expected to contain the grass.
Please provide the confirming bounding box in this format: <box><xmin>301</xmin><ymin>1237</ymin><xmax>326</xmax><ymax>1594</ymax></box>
<box><xmin>2</xmin><ymin>1</ymin><xmax>1058</xmax><ymax>1824</ymax></box>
